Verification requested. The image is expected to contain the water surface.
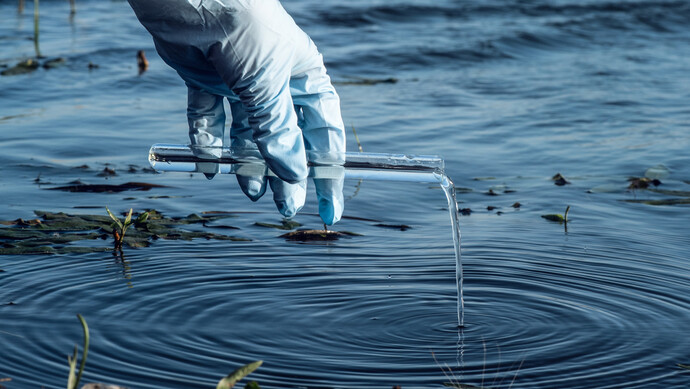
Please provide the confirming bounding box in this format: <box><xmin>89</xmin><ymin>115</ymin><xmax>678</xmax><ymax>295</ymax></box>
<box><xmin>1</xmin><ymin>0</ymin><xmax>689</xmax><ymax>388</ymax></box>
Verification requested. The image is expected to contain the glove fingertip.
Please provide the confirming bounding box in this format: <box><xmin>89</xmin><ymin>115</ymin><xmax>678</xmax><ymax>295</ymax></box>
<box><xmin>319</xmin><ymin>200</ymin><xmax>343</xmax><ymax>226</ymax></box>
<box><xmin>237</xmin><ymin>176</ymin><xmax>267</xmax><ymax>202</ymax></box>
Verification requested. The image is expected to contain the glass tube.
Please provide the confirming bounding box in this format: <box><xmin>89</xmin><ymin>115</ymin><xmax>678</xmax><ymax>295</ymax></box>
<box><xmin>148</xmin><ymin>144</ymin><xmax>445</xmax><ymax>183</ymax></box>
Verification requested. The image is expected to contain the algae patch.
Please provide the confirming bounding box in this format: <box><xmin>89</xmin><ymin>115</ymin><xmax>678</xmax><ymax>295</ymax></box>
<box><xmin>0</xmin><ymin>210</ymin><xmax>249</xmax><ymax>255</ymax></box>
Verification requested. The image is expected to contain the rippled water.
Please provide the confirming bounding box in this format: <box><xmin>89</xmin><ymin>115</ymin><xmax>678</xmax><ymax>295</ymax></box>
<box><xmin>1</xmin><ymin>0</ymin><xmax>689</xmax><ymax>388</ymax></box>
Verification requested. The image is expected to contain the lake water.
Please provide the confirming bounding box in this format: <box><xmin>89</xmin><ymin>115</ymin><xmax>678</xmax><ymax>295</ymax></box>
<box><xmin>1</xmin><ymin>0</ymin><xmax>689</xmax><ymax>388</ymax></box>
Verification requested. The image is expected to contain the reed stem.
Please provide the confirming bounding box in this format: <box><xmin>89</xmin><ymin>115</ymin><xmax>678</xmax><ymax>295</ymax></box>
<box><xmin>33</xmin><ymin>0</ymin><xmax>41</xmax><ymax>58</ymax></box>
<box><xmin>19</xmin><ymin>0</ymin><xmax>25</xmax><ymax>13</ymax></box>
<box><xmin>69</xmin><ymin>0</ymin><xmax>76</xmax><ymax>15</ymax></box>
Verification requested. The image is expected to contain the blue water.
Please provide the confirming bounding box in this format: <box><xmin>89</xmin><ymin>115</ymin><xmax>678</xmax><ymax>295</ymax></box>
<box><xmin>2</xmin><ymin>0</ymin><xmax>690</xmax><ymax>388</ymax></box>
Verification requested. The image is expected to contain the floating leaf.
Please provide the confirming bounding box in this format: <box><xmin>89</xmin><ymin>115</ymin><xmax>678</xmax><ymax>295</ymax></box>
<box><xmin>541</xmin><ymin>214</ymin><xmax>565</xmax><ymax>222</ymax></box>
<box><xmin>254</xmin><ymin>219</ymin><xmax>301</xmax><ymax>230</ymax></box>
<box><xmin>280</xmin><ymin>229</ymin><xmax>353</xmax><ymax>241</ymax></box>
<box><xmin>552</xmin><ymin>173</ymin><xmax>570</xmax><ymax>186</ymax></box>
<box><xmin>216</xmin><ymin>361</ymin><xmax>263</xmax><ymax>389</ymax></box>
<box><xmin>373</xmin><ymin>224</ymin><xmax>411</xmax><ymax>231</ymax></box>
<box><xmin>97</xmin><ymin>167</ymin><xmax>117</xmax><ymax>177</ymax></box>
<box><xmin>48</xmin><ymin>182</ymin><xmax>169</xmax><ymax>193</ymax></box>
<box><xmin>678</xmin><ymin>363</ymin><xmax>690</xmax><ymax>370</ymax></box>
<box><xmin>622</xmin><ymin>198</ymin><xmax>690</xmax><ymax>206</ymax></box>
<box><xmin>0</xmin><ymin>59</ymin><xmax>39</xmax><ymax>76</ymax></box>
<box><xmin>542</xmin><ymin>206</ymin><xmax>570</xmax><ymax>223</ymax></box>
<box><xmin>135</xmin><ymin>212</ymin><xmax>149</xmax><ymax>225</ymax></box>
<box><xmin>244</xmin><ymin>382</ymin><xmax>260</xmax><ymax>389</ymax></box>
<box><xmin>42</xmin><ymin>57</ymin><xmax>66</xmax><ymax>69</ymax></box>
<box><xmin>627</xmin><ymin>177</ymin><xmax>660</xmax><ymax>190</ymax></box>
<box><xmin>334</xmin><ymin>77</ymin><xmax>397</xmax><ymax>86</ymax></box>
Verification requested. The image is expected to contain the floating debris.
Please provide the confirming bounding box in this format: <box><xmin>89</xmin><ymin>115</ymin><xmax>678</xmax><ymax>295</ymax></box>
<box><xmin>678</xmin><ymin>363</ymin><xmax>690</xmax><ymax>370</ymax></box>
<box><xmin>137</xmin><ymin>50</ymin><xmax>148</xmax><ymax>74</ymax></box>
<box><xmin>486</xmin><ymin>189</ymin><xmax>499</xmax><ymax>196</ymax></box>
<box><xmin>374</xmin><ymin>223</ymin><xmax>411</xmax><ymax>231</ymax></box>
<box><xmin>0</xmin><ymin>210</ymin><xmax>249</xmax><ymax>255</ymax></box>
<box><xmin>552</xmin><ymin>173</ymin><xmax>570</xmax><ymax>186</ymax></box>
<box><xmin>512</xmin><ymin>202</ymin><xmax>521</xmax><ymax>208</ymax></box>
<box><xmin>334</xmin><ymin>77</ymin><xmax>398</xmax><ymax>86</ymax></box>
<box><xmin>47</xmin><ymin>181</ymin><xmax>169</xmax><ymax>193</ymax></box>
<box><xmin>459</xmin><ymin>208</ymin><xmax>472</xmax><ymax>216</ymax></box>
<box><xmin>622</xmin><ymin>198</ymin><xmax>690</xmax><ymax>206</ymax></box>
<box><xmin>541</xmin><ymin>214</ymin><xmax>565</xmax><ymax>222</ymax></box>
<box><xmin>0</xmin><ymin>58</ymin><xmax>39</xmax><ymax>76</ymax></box>
<box><xmin>203</xmin><ymin>222</ymin><xmax>240</xmax><ymax>230</ymax></box>
<box><xmin>87</xmin><ymin>62</ymin><xmax>99</xmax><ymax>70</ymax></box>
<box><xmin>541</xmin><ymin>206</ymin><xmax>570</xmax><ymax>223</ymax></box>
<box><xmin>254</xmin><ymin>219</ymin><xmax>301</xmax><ymax>230</ymax></box>
<box><xmin>487</xmin><ymin>206</ymin><xmax>498</xmax><ymax>211</ymax></box>
<box><xmin>97</xmin><ymin>167</ymin><xmax>117</xmax><ymax>177</ymax></box>
<box><xmin>42</xmin><ymin>57</ymin><xmax>66</xmax><ymax>69</ymax></box>
<box><xmin>627</xmin><ymin>177</ymin><xmax>661</xmax><ymax>190</ymax></box>
<box><xmin>280</xmin><ymin>229</ymin><xmax>359</xmax><ymax>241</ymax></box>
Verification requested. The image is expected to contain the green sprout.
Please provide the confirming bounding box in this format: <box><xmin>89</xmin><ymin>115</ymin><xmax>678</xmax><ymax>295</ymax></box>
<box><xmin>106</xmin><ymin>207</ymin><xmax>148</xmax><ymax>250</ymax></box>
<box><xmin>541</xmin><ymin>205</ymin><xmax>570</xmax><ymax>223</ymax></box>
<box><xmin>216</xmin><ymin>360</ymin><xmax>263</xmax><ymax>389</ymax></box>
<box><xmin>33</xmin><ymin>0</ymin><xmax>41</xmax><ymax>58</ymax></box>
<box><xmin>67</xmin><ymin>314</ymin><xmax>89</xmax><ymax>389</ymax></box>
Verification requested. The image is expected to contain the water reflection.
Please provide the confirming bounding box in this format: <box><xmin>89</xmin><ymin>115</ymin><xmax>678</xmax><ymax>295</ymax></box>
<box><xmin>107</xmin><ymin>250</ymin><xmax>134</xmax><ymax>289</ymax></box>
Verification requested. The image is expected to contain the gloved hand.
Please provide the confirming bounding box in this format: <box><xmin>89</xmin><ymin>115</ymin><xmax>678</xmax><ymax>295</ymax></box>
<box><xmin>129</xmin><ymin>0</ymin><xmax>346</xmax><ymax>224</ymax></box>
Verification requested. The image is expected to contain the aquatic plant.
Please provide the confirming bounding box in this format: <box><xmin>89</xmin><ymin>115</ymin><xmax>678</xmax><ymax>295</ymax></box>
<box><xmin>216</xmin><ymin>360</ymin><xmax>263</xmax><ymax>389</ymax></box>
<box><xmin>0</xmin><ymin>210</ymin><xmax>250</xmax><ymax>255</ymax></box>
<box><xmin>552</xmin><ymin>173</ymin><xmax>570</xmax><ymax>186</ymax></box>
<box><xmin>433</xmin><ymin>348</ymin><xmax>524</xmax><ymax>389</ymax></box>
<box><xmin>33</xmin><ymin>0</ymin><xmax>41</xmax><ymax>58</ymax></box>
<box><xmin>61</xmin><ymin>315</ymin><xmax>261</xmax><ymax>389</ymax></box>
<box><xmin>541</xmin><ymin>205</ymin><xmax>570</xmax><ymax>223</ymax></box>
<box><xmin>106</xmin><ymin>207</ymin><xmax>149</xmax><ymax>250</ymax></box>
<box><xmin>67</xmin><ymin>314</ymin><xmax>89</xmax><ymax>389</ymax></box>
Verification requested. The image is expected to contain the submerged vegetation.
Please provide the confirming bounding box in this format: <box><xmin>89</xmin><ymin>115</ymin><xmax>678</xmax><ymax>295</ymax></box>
<box><xmin>59</xmin><ymin>315</ymin><xmax>262</xmax><ymax>389</ymax></box>
<box><xmin>0</xmin><ymin>209</ymin><xmax>250</xmax><ymax>255</ymax></box>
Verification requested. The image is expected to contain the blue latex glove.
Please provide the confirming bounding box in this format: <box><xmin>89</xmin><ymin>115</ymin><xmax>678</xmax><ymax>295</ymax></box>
<box><xmin>129</xmin><ymin>0</ymin><xmax>346</xmax><ymax>224</ymax></box>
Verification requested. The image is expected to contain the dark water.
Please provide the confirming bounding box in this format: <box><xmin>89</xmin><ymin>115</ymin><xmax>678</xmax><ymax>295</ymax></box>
<box><xmin>1</xmin><ymin>0</ymin><xmax>690</xmax><ymax>388</ymax></box>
